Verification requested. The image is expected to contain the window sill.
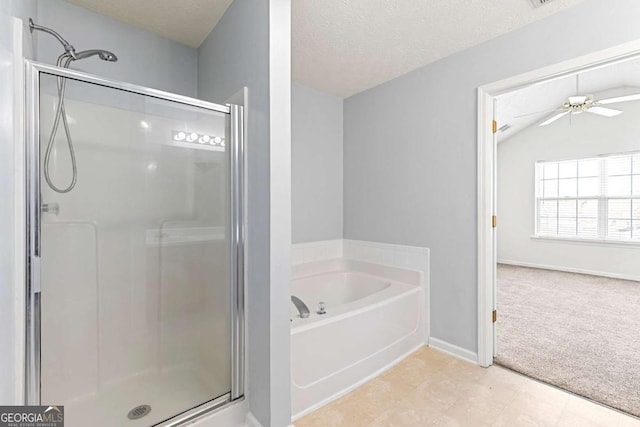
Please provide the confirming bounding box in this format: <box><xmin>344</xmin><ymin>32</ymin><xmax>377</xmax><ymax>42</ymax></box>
<box><xmin>530</xmin><ymin>235</ymin><xmax>640</xmax><ymax>248</ymax></box>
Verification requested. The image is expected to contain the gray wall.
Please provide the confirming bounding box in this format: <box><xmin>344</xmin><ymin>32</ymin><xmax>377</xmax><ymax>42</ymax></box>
<box><xmin>198</xmin><ymin>1</ymin><xmax>291</xmax><ymax>426</ymax></box>
<box><xmin>292</xmin><ymin>82</ymin><xmax>343</xmax><ymax>243</ymax></box>
<box><xmin>343</xmin><ymin>0</ymin><xmax>640</xmax><ymax>353</ymax></box>
<box><xmin>36</xmin><ymin>0</ymin><xmax>197</xmax><ymax>97</ymax></box>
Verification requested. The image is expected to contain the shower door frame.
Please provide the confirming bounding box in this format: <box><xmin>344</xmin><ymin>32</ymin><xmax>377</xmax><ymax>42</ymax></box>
<box><xmin>24</xmin><ymin>60</ymin><xmax>245</xmax><ymax>425</ymax></box>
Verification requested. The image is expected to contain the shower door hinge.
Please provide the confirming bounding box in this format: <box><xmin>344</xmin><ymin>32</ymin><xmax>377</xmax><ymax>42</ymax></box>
<box><xmin>492</xmin><ymin>310</ymin><xmax>497</xmax><ymax>323</ymax></box>
<box><xmin>492</xmin><ymin>215</ymin><xmax>497</xmax><ymax>228</ymax></box>
<box><xmin>492</xmin><ymin>120</ymin><xmax>497</xmax><ymax>134</ymax></box>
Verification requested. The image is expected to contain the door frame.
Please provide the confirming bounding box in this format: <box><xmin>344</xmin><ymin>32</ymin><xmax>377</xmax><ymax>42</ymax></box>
<box><xmin>476</xmin><ymin>39</ymin><xmax>640</xmax><ymax>368</ymax></box>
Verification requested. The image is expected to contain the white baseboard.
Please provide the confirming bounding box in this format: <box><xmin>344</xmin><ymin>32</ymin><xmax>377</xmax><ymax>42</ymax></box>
<box><xmin>498</xmin><ymin>259</ymin><xmax>640</xmax><ymax>282</ymax></box>
<box><xmin>246</xmin><ymin>413</ymin><xmax>294</xmax><ymax>427</ymax></box>
<box><xmin>245</xmin><ymin>413</ymin><xmax>262</xmax><ymax>427</ymax></box>
<box><xmin>429</xmin><ymin>337</ymin><xmax>478</xmax><ymax>365</ymax></box>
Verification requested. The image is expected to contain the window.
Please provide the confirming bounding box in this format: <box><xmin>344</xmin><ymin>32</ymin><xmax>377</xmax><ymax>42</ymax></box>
<box><xmin>535</xmin><ymin>152</ymin><xmax>640</xmax><ymax>242</ymax></box>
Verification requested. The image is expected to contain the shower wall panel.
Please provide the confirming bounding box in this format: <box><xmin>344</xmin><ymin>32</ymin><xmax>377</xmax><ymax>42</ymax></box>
<box><xmin>36</xmin><ymin>75</ymin><xmax>233</xmax><ymax>426</ymax></box>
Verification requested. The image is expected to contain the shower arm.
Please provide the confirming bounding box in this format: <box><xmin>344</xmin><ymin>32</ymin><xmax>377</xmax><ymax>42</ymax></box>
<box><xmin>29</xmin><ymin>18</ymin><xmax>77</xmax><ymax>59</ymax></box>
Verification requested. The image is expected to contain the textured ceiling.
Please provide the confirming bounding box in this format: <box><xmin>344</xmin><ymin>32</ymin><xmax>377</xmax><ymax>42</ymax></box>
<box><xmin>65</xmin><ymin>0</ymin><xmax>233</xmax><ymax>47</ymax></box>
<box><xmin>293</xmin><ymin>0</ymin><xmax>586</xmax><ymax>97</ymax></box>
<box><xmin>65</xmin><ymin>0</ymin><xmax>587</xmax><ymax>97</ymax></box>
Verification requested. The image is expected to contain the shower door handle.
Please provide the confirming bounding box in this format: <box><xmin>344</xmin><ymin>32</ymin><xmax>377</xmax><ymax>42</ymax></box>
<box><xmin>30</xmin><ymin>256</ymin><xmax>42</xmax><ymax>294</ymax></box>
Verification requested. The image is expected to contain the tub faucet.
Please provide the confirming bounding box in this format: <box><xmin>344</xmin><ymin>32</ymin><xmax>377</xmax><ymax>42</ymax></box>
<box><xmin>291</xmin><ymin>295</ymin><xmax>310</xmax><ymax>318</ymax></box>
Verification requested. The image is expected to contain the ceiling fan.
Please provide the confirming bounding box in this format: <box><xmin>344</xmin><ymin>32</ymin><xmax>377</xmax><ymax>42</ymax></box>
<box><xmin>517</xmin><ymin>75</ymin><xmax>640</xmax><ymax>126</ymax></box>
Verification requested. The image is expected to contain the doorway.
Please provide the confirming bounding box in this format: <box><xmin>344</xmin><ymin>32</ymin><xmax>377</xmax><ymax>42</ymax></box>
<box><xmin>477</xmin><ymin>40</ymin><xmax>640</xmax><ymax>416</ymax></box>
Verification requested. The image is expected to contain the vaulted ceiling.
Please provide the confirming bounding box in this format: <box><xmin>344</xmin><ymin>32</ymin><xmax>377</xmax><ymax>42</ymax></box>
<box><xmin>497</xmin><ymin>57</ymin><xmax>640</xmax><ymax>141</ymax></box>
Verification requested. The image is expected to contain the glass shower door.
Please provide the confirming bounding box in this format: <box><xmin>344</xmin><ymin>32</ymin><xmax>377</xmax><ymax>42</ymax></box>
<box><xmin>28</xmin><ymin>65</ymin><xmax>243</xmax><ymax>427</ymax></box>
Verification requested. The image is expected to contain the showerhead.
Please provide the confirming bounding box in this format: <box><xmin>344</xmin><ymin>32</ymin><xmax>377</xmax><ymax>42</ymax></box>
<box><xmin>74</xmin><ymin>49</ymin><xmax>118</xmax><ymax>62</ymax></box>
<box><xmin>28</xmin><ymin>19</ymin><xmax>119</xmax><ymax>63</ymax></box>
<box><xmin>29</xmin><ymin>18</ymin><xmax>77</xmax><ymax>59</ymax></box>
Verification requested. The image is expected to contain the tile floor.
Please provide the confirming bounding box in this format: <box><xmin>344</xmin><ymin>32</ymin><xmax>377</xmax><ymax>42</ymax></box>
<box><xmin>294</xmin><ymin>346</ymin><xmax>640</xmax><ymax>427</ymax></box>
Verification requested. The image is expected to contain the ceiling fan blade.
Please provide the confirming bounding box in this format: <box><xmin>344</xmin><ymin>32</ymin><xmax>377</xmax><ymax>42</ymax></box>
<box><xmin>587</xmin><ymin>106</ymin><xmax>623</xmax><ymax>117</ymax></box>
<box><xmin>598</xmin><ymin>94</ymin><xmax>640</xmax><ymax>105</ymax></box>
<box><xmin>513</xmin><ymin>107</ymin><xmax>565</xmax><ymax>119</ymax></box>
<box><xmin>539</xmin><ymin>111</ymin><xmax>569</xmax><ymax>126</ymax></box>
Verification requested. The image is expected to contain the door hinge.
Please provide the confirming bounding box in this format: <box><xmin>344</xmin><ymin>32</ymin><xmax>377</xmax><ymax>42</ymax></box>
<box><xmin>492</xmin><ymin>310</ymin><xmax>497</xmax><ymax>323</ymax></box>
<box><xmin>492</xmin><ymin>120</ymin><xmax>497</xmax><ymax>134</ymax></box>
<box><xmin>492</xmin><ymin>215</ymin><xmax>497</xmax><ymax>228</ymax></box>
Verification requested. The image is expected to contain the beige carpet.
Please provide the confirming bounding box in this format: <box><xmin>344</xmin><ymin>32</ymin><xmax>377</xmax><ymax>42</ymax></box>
<box><xmin>495</xmin><ymin>264</ymin><xmax>640</xmax><ymax>417</ymax></box>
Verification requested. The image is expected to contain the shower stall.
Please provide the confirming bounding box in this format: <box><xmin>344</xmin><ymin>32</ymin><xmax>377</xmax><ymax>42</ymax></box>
<box><xmin>25</xmin><ymin>61</ymin><xmax>244</xmax><ymax>426</ymax></box>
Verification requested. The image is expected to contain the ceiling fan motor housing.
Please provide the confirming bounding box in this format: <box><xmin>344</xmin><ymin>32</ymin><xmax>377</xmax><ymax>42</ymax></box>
<box><xmin>564</xmin><ymin>95</ymin><xmax>595</xmax><ymax>112</ymax></box>
<box><xmin>530</xmin><ymin>0</ymin><xmax>557</xmax><ymax>8</ymax></box>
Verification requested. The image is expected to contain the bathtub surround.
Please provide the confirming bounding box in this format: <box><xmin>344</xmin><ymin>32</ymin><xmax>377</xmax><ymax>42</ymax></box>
<box><xmin>291</xmin><ymin>239</ymin><xmax>344</xmax><ymax>265</ymax></box>
<box><xmin>290</xmin><ymin>258</ymin><xmax>426</xmax><ymax>419</ymax></box>
<box><xmin>343</xmin><ymin>0</ymin><xmax>640</xmax><ymax>356</ymax></box>
<box><xmin>290</xmin><ymin>239</ymin><xmax>437</xmax><ymax>417</ymax></box>
<box><xmin>294</xmin><ymin>239</ymin><xmax>478</xmax><ymax>363</ymax></box>
<box><xmin>292</xmin><ymin>83</ymin><xmax>343</xmax><ymax>243</ymax></box>
<box><xmin>293</xmin><ymin>239</ymin><xmax>430</xmax><ymax>341</ymax></box>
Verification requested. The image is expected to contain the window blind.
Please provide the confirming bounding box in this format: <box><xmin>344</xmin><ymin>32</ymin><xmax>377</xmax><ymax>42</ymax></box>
<box><xmin>535</xmin><ymin>152</ymin><xmax>640</xmax><ymax>241</ymax></box>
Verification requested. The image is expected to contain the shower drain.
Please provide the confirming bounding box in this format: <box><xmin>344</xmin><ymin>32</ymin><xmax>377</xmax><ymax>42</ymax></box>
<box><xmin>127</xmin><ymin>404</ymin><xmax>151</xmax><ymax>420</ymax></box>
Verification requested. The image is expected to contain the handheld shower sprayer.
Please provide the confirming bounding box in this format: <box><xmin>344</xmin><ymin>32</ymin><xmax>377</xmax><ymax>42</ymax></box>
<box><xmin>28</xmin><ymin>18</ymin><xmax>118</xmax><ymax>193</ymax></box>
<box><xmin>75</xmin><ymin>49</ymin><xmax>118</xmax><ymax>62</ymax></box>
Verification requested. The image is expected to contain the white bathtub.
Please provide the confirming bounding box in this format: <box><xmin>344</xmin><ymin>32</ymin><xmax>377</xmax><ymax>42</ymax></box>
<box><xmin>290</xmin><ymin>259</ymin><xmax>426</xmax><ymax>419</ymax></box>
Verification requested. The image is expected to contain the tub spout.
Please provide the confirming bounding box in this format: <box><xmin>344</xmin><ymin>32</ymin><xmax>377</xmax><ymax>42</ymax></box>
<box><xmin>291</xmin><ymin>295</ymin><xmax>310</xmax><ymax>318</ymax></box>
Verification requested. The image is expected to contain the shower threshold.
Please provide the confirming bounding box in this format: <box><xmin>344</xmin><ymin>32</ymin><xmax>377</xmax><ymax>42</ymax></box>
<box><xmin>59</xmin><ymin>367</ymin><xmax>227</xmax><ymax>427</ymax></box>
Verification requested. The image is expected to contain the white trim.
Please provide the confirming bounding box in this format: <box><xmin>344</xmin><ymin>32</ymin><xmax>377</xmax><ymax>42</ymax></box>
<box><xmin>269</xmin><ymin>0</ymin><xmax>292</xmax><ymax>425</ymax></box>
<box><xmin>13</xmin><ymin>17</ymin><xmax>26</xmax><ymax>404</ymax></box>
<box><xmin>246</xmin><ymin>413</ymin><xmax>263</xmax><ymax>427</ymax></box>
<box><xmin>429</xmin><ymin>338</ymin><xmax>478</xmax><ymax>365</ymax></box>
<box><xmin>498</xmin><ymin>259</ymin><xmax>640</xmax><ymax>282</ymax></box>
<box><xmin>477</xmin><ymin>39</ymin><xmax>640</xmax><ymax>369</ymax></box>
<box><xmin>247</xmin><ymin>412</ymin><xmax>294</xmax><ymax>427</ymax></box>
<box><xmin>477</xmin><ymin>85</ymin><xmax>494</xmax><ymax>368</ymax></box>
<box><xmin>529</xmin><ymin>235</ymin><xmax>640</xmax><ymax>248</ymax></box>
<box><xmin>290</xmin><ymin>343</ymin><xmax>424</xmax><ymax>421</ymax></box>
